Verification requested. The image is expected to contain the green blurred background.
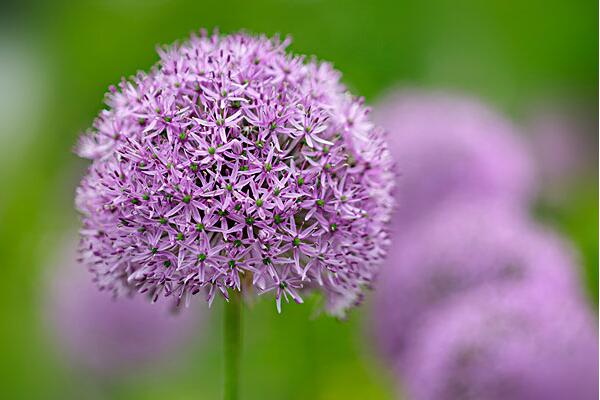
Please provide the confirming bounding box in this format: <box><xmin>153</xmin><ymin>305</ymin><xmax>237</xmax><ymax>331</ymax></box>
<box><xmin>0</xmin><ymin>0</ymin><xmax>597</xmax><ymax>399</ymax></box>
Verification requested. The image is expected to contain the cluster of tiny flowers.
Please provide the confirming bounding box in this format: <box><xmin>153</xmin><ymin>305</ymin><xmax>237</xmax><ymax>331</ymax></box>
<box><xmin>76</xmin><ymin>31</ymin><xmax>394</xmax><ymax>315</ymax></box>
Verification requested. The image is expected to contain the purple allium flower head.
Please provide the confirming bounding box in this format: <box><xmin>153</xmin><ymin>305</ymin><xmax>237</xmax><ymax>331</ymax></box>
<box><xmin>372</xmin><ymin>201</ymin><xmax>581</xmax><ymax>368</ymax></box>
<box><xmin>46</xmin><ymin>238</ymin><xmax>201</xmax><ymax>376</ymax></box>
<box><xmin>402</xmin><ymin>284</ymin><xmax>598</xmax><ymax>400</ymax></box>
<box><xmin>372</xmin><ymin>90</ymin><xmax>535</xmax><ymax>228</ymax></box>
<box><xmin>75</xmin><ymin>31</ymin><xmax>394</xmax><ymax>315</ymax></box>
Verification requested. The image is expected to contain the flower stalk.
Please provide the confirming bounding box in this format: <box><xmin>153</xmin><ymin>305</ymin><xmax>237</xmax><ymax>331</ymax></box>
<box><xmin>224</xmin><ymin>291</ymin><xmax>242</xmax><ymax>400</ymax></box>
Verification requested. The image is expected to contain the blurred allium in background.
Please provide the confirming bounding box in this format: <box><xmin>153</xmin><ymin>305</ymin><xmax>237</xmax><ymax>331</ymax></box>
<box><xmin>403</xmin><ymin>285</ymin><xmax>598</xmax><ymax>400</ymax></box>
<box><xmin>373</xmin><ymin>202</ymin><xmax>582</xmax><ymax>367</ymax></box>
<box><xmin>46</xmin><ymin>237</ymin><xmax>201</xmax><ymax>377</ymax></box>
<box><xmin>75</xmin><ymin>31</ymin><xmax>393</xmax><ymax>315</ymax></box>
<box><xmin>526</xmin><ymin>102</ymin><xmax>597</xmax><ymax>205</ymax></box>
<box><xmin>371</xmin><ymin>90</ymin><xmax>598</xmax><ymax>399</ymax></box>
<box><xmin>372</xmin><ymin>90</ymin><xmax>535</xmax><ymax>229</ymax></box>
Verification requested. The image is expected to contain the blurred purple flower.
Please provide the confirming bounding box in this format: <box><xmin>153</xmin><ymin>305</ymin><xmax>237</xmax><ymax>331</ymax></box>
<box><xmin>46</xmin><ymin>239</ymin><xmax>201</xmax><ymax>376</ymax></box>
<box><xmin>402</xmin><ymin>284</ymin><xmax>598</xmax><ymax>400</ymax></box>
<box><xmin>372</xmin><ymin>201</ymin><xmax>582</xmax><ymax>367</ymax></box>
<box><xmin>526</xmin><ymin>103</ymin><xmax>597</xmax><ymax>203</ymax></box>
<box><xmin>372</xmin><ymin>90</ymin><xmax>535</xmax><ymax>228</ymax></box>
<box><xmin>75</xmin><ymin>30</ymin><xmax>393</xmax><ymax>315</ymax></box>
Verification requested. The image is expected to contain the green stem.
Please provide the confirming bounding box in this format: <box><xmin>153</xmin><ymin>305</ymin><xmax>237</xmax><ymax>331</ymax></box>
<box><xmin>224</xmin><ymin>291</ymin><xmax>242</xmax><ymax>400</ymax></box>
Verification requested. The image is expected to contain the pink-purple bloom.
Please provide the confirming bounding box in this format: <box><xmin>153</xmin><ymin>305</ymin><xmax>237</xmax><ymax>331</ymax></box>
<box><xmin>372</xmin><ymin>90</ymin><xmax>535</xmax><ymax>228</ymax></box>
<box><xmin>75</xmin><ymin>31</ymin><xmax>393</xmax><ymax>315</ymax></box>
<box><xmin>372</xmin><ymin>201</ymin><xmax>582</xmax><ymax>368</ymax></box>
<box><xmin>402</xmin><ymin>284</ymin><xmax>598</xmax><ymax>400</ymax></box>
<box><xmin>526</xmin><ymin>103</ymin><xmax>597</xmax><ymax>204</ymax></box>
<box><xmin>369</xmin><ymin>90</ymin><xmax>596</xmax><ymax>399</ymax></box>
<box><xmin>46</xmin><ymin>238</ymin><xmax>201</xmax><ymax>376</ymax></box>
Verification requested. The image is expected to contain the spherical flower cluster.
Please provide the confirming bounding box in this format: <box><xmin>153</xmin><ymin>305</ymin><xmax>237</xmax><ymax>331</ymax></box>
<box><xmin>372</xmin><ymin>202</ymin><xmax>581</xmax><ymax>367</ymax></box>
<box><xmin>372</xmin><ymin>90</ymin><xmax>535</xmax><ymax>228</ymax></box>
<box><xmin>403</xmin><ymin>284</ymin><xmax>598</xmax><ymax>400</ymax></box>
<box><xmin>46</xmin><ymin>238</ymin><xmax>200</xmax><ymax>376</ymax></box>
<box><xmin>75</xmin><ymin>31</ymin><xmax>394</xmax><ymax>315</ymax></box>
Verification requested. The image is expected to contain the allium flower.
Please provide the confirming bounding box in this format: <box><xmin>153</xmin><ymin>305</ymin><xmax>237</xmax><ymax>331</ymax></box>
<box><xmin>46</xmin><ymin>238</ymin><xmax>201</xmax><ymax>376</ymax></box>
<box><xmin>372</xmin><ymin>90</ymin><xmax>535</xmax><ymax>228</ymax></box>
<box><xmin>372</xmin><ymin>202</ymin><xmax>581</xmax><ymax>367</ymax></box>
<box><xmin>75</xmin><ymin>31</ymin><xmax>393</xmax><ymax>315</ymax></box>
<box><xmin>402</xmin><ymin>284</ymin><xmax>598</xmax><ymax>400</ymax></box>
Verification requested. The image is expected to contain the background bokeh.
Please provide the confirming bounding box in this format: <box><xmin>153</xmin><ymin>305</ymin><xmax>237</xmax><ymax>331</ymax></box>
<box><xmin>0</xmin><ymin>0</ymin><xmax>596</xmax><ymax>399</ymax></box>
